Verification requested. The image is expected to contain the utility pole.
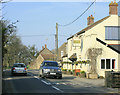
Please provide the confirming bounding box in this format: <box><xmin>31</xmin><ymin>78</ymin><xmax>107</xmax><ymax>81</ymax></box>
<box><xmin>55</xmin><ymin>23</ymin><xmax>58</xmax><ymax>61</ymax></box>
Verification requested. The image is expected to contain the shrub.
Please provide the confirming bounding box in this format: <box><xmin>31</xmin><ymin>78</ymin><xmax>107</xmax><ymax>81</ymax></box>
<box><xmin>76</xmin><ymin>72</ymin><xmax>80</xmax><ymax>76</ymax></box>
<box><xmin>68</xmin><ymin>70</ymin><xmax>71</xmax><ymax>72</ymax></box>
<box><xmin>80</xmin><ymin>71</ymin><xmax>86</xmax><ymax>74</ymax></box>
<box><xmin>62</xmin><ymin>69</ymin><xmax>67</xmax><ymax>71</ymax></box>
<box><xmin>73</xmin><ymin>70</ymin><xmax>75</xmax><ymax>72</ymax></box>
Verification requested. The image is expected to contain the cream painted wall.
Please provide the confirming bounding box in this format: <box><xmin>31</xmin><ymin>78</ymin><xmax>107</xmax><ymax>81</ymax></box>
<box><xmin>67</xmin><ymin>36</ymin><xmax>82</xmax><ymax>61</ymax></box>
<box><xmin>66</xmin><ymin>15</ymin><xmax>120</xmax><ymax>77</ymax></box>
<box><xmin>81</xmin><ymin>15</ymin><xmax>120</xmax><ymax>77</ymax></box>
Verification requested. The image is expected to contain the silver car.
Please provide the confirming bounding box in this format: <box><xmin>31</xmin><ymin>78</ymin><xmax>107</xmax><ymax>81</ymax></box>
<box><xmin>38</xmin><ymin>61</ymin><xmax>62</xmax><ymax>79</ymax></box>
<box><xmin>11</xmin><ymin>63</ymin><xmax>27</xmax><ymax>76</ymax></box>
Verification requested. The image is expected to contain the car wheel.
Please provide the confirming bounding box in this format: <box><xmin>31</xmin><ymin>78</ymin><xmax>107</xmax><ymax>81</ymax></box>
<box><xmin>41</xmin><ymin>75</ymin><xmax>45</xmax><ymax>79</ymax></box>
<box><xmin>58</xmin><ymin>76</ymin><xmax>62</xmax><ymax>79</ymax></box>
<box><xmin>54</xmin><ymin>76</ymin><xmax>57</xmax><ymax>79</ymax></box>
<box><xmin>11</xmin><ymin>73</ymin><xmax>14</xmax><ymax>76</ymax></box>
<box><xmin>24</xmin><ymin>73</ymin><xmax>27</xmax><ymax>76</ymax></box>
<box><xmin>38</xmin><ymin>74</ymin><xmax>41</xmax><ymax>78</ymax></box>
<box><xmin>41</xmin><ymin>73</ymin><xmax>45</xmax><ymax>78</ymax></box>
<box><xmin>41</xmin><ymin>71</ymin><xmax>45</xmax><ymax>78</ymax></box>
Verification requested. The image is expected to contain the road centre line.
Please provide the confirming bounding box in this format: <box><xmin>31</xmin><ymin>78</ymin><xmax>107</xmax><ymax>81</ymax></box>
<box><xmin>33</xmin><ymin>76</ymin><xmax>39</xmax><ymax>79</ymax></box>
<box><xmin>41</xmin><ymin>80</ymin><xmax>51</xmax><ymax>85</ymax></box>
<box><xmin>52</xmin><ymin>86</ymin><xmax>64</xmax><ymax>93</ymax></box>
<box><xmin>28</xmin><ymin>72</ymin><xmax>63</xmax><ymax>93</ymax></box>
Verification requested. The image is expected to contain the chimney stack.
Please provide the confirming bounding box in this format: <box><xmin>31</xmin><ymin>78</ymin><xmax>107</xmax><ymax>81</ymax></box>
<box><xmin>118</xmin><ymin>0</ymin><xmax>120</xmax><ymax>16</ymax></box>
<box><xmin>109</xmin><ymin>0</ymin><xmax>118</xmax><ymax>15</ymax></box>
<box><xmin>87</xmin><ymin>15</ymin><xmax>94</xmax><ymax>26</ymax></box>
<box><xmin>42</xmin><ymin>46</ymin><xmax>44</xmax><ymax>49</ymax></box>
<box><xmin>45</xmin><ymin>44</ymin><xmax>47</xmax><ymax>48</ymax></box>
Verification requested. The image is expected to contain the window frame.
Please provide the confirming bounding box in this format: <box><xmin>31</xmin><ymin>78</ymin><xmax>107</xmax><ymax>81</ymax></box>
<box><xmin>105</xmin><ymin>26</ymin><xmax>120</xmax><ymax>40</ymax></box>
<box><xmin>106</xmin><ymin>59</ymin><xmax>111</xmax><ymax>69</ymax></box>
<box><xmin>101</xmin><ymin>58</ymin><xmax>106</xmax><ymax>69</ymax></box>
<box><xmin>100</xmin><ymin>58</ymin><xmax>117</xmax><ymax>70</ymax></box>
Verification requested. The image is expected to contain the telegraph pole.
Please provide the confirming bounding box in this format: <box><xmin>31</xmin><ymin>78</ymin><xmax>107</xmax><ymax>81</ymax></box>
<box><xmin>55</xmin><ymin>23</ymin><xmax>58</xmax><ymax>61</ymax></box>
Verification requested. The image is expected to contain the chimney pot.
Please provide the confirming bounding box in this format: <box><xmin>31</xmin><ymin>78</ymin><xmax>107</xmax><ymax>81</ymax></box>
<box><xmin>45</xmin><ymin>44</ymin><xmax>47</xmax><ymax>48</ymax></box>
<box><xmin>87</xmin><ymin>15</ymin><xmax>94</xmax><ymax>26</ymax></box>
<box><xmin>114</xmin><ymin>0</ymin><xmax>116</xmax><ymax>3</ymax></box>
<box><xmin>42</xmin><ymin>46</ymin><xmax>44</xmax><ymax>49</ymax></box>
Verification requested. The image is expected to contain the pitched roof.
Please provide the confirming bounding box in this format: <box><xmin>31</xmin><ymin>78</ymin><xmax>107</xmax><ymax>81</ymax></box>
<box><xmin>62</xmin><ymin>54</ymin><xmax>68</xmax><ymax>58</ymax></box>
<box><xmin>67</xmin><ymin>16</ymin><xmax>110</xmax><ymax>40</ymax></box>
<box><xmin>38</xmin><ymin>46</ymin><xmax>56</xmax><ymax>60</ymax></box>
<box><xmin>39</xmin><ymin>47</ymin><xmax>54</xmax><ymax>55</ymax></box>
<box><xmin>69</xmin><ymin>53</ymin><xmax>77</xmax><ymax>62</ymax></box>
<box><xmin>41</xmin><ymin>54</ymin><xmax>56</xmax><ymax>60</ymax></box>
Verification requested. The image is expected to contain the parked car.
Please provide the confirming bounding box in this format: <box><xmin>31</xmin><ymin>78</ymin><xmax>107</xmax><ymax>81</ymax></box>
<box><xmin>11</xmin><ymin>63</ymin><xmax>27</xmax><ymax>76</ymax></box>
<box><xmin>38</xmin><ymin>61</ymin><xmax>62</xmax><ymax>79</ymax></box>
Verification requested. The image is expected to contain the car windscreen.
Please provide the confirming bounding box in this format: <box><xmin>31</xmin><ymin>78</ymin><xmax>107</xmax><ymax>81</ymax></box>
<box><xmin>13</xmin><ymin>64</ymin><xmax>25</xmax><ymax>67</ymax></box>
<box><xmin>44</xmin><ymin>62</ymin><xmax>58</xmax><ymax>67</ymax></box>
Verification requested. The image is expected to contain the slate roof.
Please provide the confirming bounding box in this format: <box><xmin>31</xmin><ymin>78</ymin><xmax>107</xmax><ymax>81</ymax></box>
<box><xmin>62</xmin><ymin>54</ymin><xmax>68</xmax><ymax>58</ymax></box>
<box><xmin>108</xmin><ymin>45</ymin><xmax>120</xmax><ymax>54</ymax></box>
<box><xmin>69</xmin><ymin>53</ymin><xmax>77</xmax><ymax>62</ymax></box>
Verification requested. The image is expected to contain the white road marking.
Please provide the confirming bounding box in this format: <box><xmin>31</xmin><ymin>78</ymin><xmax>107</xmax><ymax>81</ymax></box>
<box><xmin>27</xmin><ymin>72</ymin><xmax>33</xmax><ymax>76</ymax></box>
<box><xmin>34</xmin><ymin>76</ymin><xmax>39</xmax><ymax>79</ymax></box>
<box><xmin>41</xmin><ymin>80</ymin><xmax>51</xmax><ymax>85</ymax></box>
<box><xmin>28</xmin><ymin>72</ymin><xmax>63</xmax><ymax>92</ymax></box>
<box><xmin>52</xmin><ymin>86</ymin><xmax>63</xmax><ymax>92</ymax></box>
<box><xmin>62</xmin><ymin>83</ymin><xmax>66</xmax><ymax>85</ymax></box>
<box><xmin>3</xmin><ymin>77</ymin><xmax>13</xmax><ymax>80</ymax></box>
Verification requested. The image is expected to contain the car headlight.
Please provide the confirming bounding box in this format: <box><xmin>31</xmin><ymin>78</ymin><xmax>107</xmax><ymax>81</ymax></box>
<box><xmin>58</xmin><ymin>69</ymin><xmax>61</xmax><ymax>72</ymax></box>
<box><xmin>43</xmin><ymin>69</ymin><xmax>50</xmax><ymax>73</ymax></box>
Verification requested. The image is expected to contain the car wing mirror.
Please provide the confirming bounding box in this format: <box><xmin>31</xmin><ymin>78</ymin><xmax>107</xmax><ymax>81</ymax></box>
<box><xmin>40</xmin><ymin>64</ymin><xmax>43</xmax><ymax>67</ymax></box>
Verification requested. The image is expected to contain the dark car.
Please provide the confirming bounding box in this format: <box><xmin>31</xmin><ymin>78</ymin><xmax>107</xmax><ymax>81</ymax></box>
<box><xmin>38</xmin><ymin>61</ymin><xmax>62</xmax><ymax>79</ymax></box>
<box><xmin>11</xmin><ymin>63</ymin><xmax>27</xmax><ymax>76</ymax></box>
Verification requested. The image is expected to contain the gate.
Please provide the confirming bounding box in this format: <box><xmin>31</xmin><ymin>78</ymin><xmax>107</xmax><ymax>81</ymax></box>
<box><xmin>105</xmin><ymin>71</ymin><xmax>120</xmax><ymax>88</ymax></box>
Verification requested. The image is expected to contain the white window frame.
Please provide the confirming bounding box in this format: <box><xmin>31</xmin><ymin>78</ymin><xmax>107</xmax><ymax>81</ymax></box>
<box><xmin>111</xmin><ymin>58</ymin><xmax>117</xmax><ymax>69</ymax></box>
<box><xmin>101</xmin><ymin>58</ymin><xmax>106</xmax><ymax>69</ymax></box>
<box><xmin>100</xmin><ymin>58</ymin><xmax>117</xmax><ymax>70</ymax></box>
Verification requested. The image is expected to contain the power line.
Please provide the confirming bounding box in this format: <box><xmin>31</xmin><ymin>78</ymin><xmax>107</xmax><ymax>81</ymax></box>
<box><xmin>17</xmin><ymin>34</ymin><xmax>54</xmax><ymax>37</ymax></box>
<box><xmin>16</xmin><ymin>34</ymin><xmax>68</xmax><ymax>37</ymax></box>
<box><xmin>58</xmin><ymin>0</ymin><xmax>96</xmax><ymax>27</ymax></box>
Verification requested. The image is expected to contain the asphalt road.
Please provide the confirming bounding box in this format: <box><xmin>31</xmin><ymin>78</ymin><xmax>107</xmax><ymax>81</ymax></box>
<box><xmin>2</xmin><ymin>70</ymin><xmax>62</xmax><ymax>94</ymax></box>
<box><xmin>2</xmin><ymin>69</ymin><xmax>120</xmax><ymax>94</ymax></box>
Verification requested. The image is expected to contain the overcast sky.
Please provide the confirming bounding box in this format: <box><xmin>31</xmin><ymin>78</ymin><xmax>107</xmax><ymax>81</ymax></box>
<box><xmin>2</xmin><ymin>0</ymin><xmax>120</xmax><ymax>51</ymax></box>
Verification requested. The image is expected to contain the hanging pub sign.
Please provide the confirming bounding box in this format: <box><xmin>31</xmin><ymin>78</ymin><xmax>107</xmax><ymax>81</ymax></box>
<box><xmin>72</xmin><ymin>38</ymin><xmax>81</xmax><ymax>47</ymax></box>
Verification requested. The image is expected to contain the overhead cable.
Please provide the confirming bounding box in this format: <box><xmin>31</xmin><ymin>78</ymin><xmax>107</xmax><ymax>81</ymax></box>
<box><xmin>58</xmin><ymin>0</ymin><xmax>96</xmax><ymax>27</ymax></box>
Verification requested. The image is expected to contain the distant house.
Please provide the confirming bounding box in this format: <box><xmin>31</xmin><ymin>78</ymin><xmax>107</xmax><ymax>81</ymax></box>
<box><xmin>29</xmin><ymin>44</ymin><xmax>56</xmax><ymax>69</ymax></box>
<box><xmin>58</xmin><ymin>42</ymin><xmax>67</xmax><ymax>62</ymax></box>
<box><xmin>62</xmin><ymin>0</ymin><xmax>120</xmax><ymax>77</ymax></box>
<box><xmin>51</xmin><ymin>42</ymin><xmax>68</xmax><ymax>62</ymax></box>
